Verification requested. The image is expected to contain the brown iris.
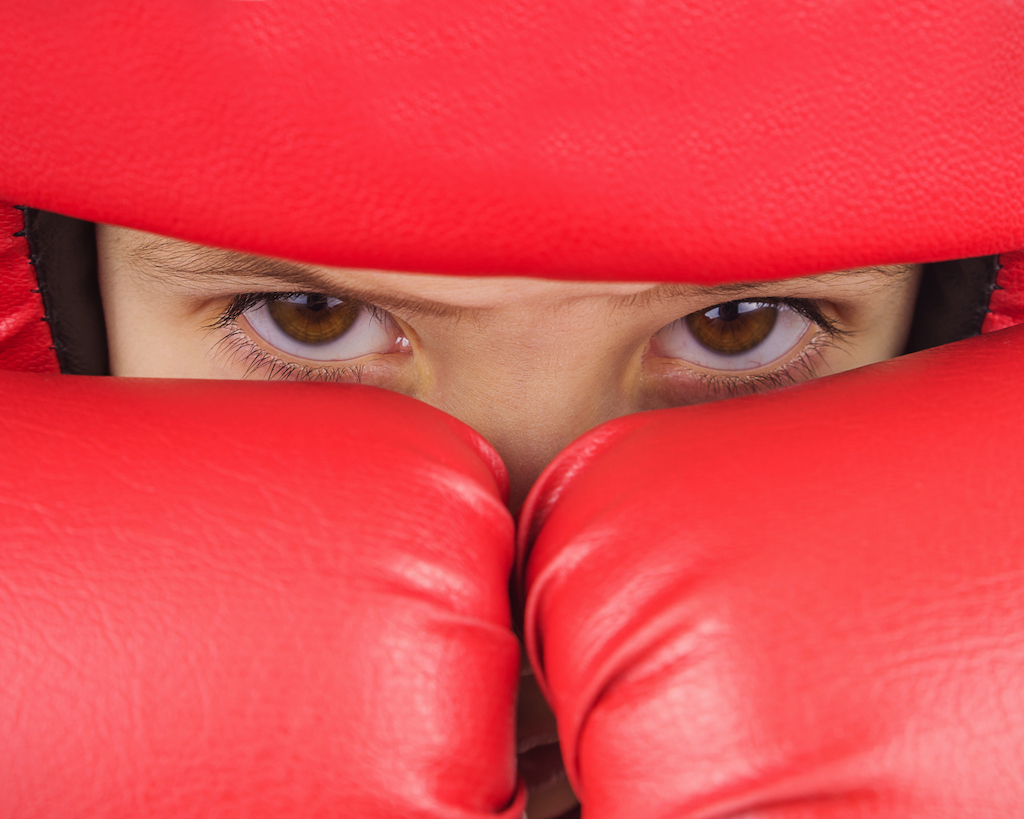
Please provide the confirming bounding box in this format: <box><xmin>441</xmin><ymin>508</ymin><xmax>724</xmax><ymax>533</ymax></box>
<box><xmin>266</xmin><ymin>295</ymin><xmax>360</xmax><ymax>345</ymax></box>
<box><xmin>685</xmin><ymin>302</ymin><xmax>778</xmax><ymax>355</ymax></box>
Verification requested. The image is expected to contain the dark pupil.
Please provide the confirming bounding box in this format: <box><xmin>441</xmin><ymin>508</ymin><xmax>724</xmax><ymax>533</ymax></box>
<box><xmin>684</xmin><ymin>301</ymin><xmax>778</xmax><ymax>355</ymax></box>
<box><xmin>717</xmin><ymin>301</ymin><xmax>740</xmax><ymax>321</ymax></box>
<box><xmin>267</xmin><ymin>294</ymin><xmax>361</xmax><ymax>344</ymax></box>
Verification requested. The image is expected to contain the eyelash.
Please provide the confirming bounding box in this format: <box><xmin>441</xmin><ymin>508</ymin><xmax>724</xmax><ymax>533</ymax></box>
<box><xmin>206</xmin><ymin>292</ymin><xmax>851</xmax><ymax>394</ymax></box>
<box><xmin>687</xmin><ymin>331</ymin><xmax>835</xmax><ymax>399</ymax></box>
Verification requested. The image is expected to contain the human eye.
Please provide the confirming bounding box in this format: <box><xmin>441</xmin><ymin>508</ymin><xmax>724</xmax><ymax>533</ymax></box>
<box><xmin>210</xmin><ymin>292</ymin><xmax>410</xmax><ymax>381</ymax></box>
<box><xmin>648</xmin><ymin>298</ymin><xmax>849</xmax><ymax>398</ymax></box>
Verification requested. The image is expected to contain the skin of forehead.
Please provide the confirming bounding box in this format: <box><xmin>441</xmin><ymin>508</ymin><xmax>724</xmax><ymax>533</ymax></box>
<box><xmin>113</xmin><ymin>227</ymin><xmax>915</xmax><ymax>315</ymax></box>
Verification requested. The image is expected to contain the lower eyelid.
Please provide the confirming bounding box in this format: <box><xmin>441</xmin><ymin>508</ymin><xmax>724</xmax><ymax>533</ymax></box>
<box><xmin>648</xmin><ymin>328</ymin><xmax>839</xmax><ymax>400</ymax></box>
<box><xmin>714</xmin><ymin>333</ymin><xmax>834</xmax><ymax>388</ymax></box>
<box><xmin>211</xmin><ymin>321</ymin><xmax>381</xmax><ymax>383</ymax></box>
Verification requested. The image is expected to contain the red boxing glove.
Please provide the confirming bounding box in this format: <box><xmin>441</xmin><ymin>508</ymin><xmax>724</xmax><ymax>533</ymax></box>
<box><xmin>519</xmin><ymin>327</ymin><xmax>1024</xmax><ymax>817</ymax></box>
<box><xmin>0</xmin><ymin>373</ymin><xmax>525</xmax><ymax>819</ymax></box>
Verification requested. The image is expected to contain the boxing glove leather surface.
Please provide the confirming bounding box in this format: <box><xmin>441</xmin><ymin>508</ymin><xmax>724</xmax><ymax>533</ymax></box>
<box><xmin>0</xmin><ymin>207</ymin><xmax>58</xmax><ymax>373</ymax></box>
<box><xmin>2</xmin><ymin>2</ymin><xmax>1023</xmax><ymax>279</ymax></box>
<box><xmin>519</xmin><ymin>326</ymin><xmax>1024</xmax><ymax>818</ymax></box>
<box><xmin>0</xmin><ymin>372</ymin><xmax>524</xmax><ymax>819</ymax></box>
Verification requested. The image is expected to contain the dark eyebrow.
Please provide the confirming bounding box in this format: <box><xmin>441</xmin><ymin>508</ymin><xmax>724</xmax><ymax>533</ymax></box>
<box><xmin>125</xmin><ymin>233</ymin><xmax>915</xmax><ymax>317</ymax></box>
<box><xmin>624</xmin><ymin>264</ymin><xmax>916</xmax><ymax>309</ymax></box>
<box><xmin>124</xmin><ymin>237</ymin><xmax>465</xmax><ymax>320</ymax></box>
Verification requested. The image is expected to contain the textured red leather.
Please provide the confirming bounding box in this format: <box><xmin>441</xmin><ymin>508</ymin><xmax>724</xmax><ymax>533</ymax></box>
<box><xmin>519</xmin><ymin>325</ymin><xmax>1024</xmax><ymax>818</ymax></box>
<box><xmin>0</xmin><ymin>205</ymin><xmax>58</xmax><ymax>372</ymax></box>
<box><xmin>982</xmin><ymin>251</ymin><xmax>1024</xmax><ymax>333</ymax></box>
<box><xmin>0</xmin><ymin>373</ymin><xmax>525</xmax><ymax>819</ymax></box>
<box><xmin>0</xmin><ymin>2</ymin><xmax>1022</xmax><ymax>281</ymax></box>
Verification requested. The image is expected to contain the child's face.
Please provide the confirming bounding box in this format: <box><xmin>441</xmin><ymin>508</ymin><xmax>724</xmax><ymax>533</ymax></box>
<box><xmin>98</xmin><ymin>224</ymin><xmax>920</xmax><ymax>511</ymax></box>
<box><xmin>98</xmin><ymin>223</ymin><xmax>920</xmax><ymax>817</ymax></box>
